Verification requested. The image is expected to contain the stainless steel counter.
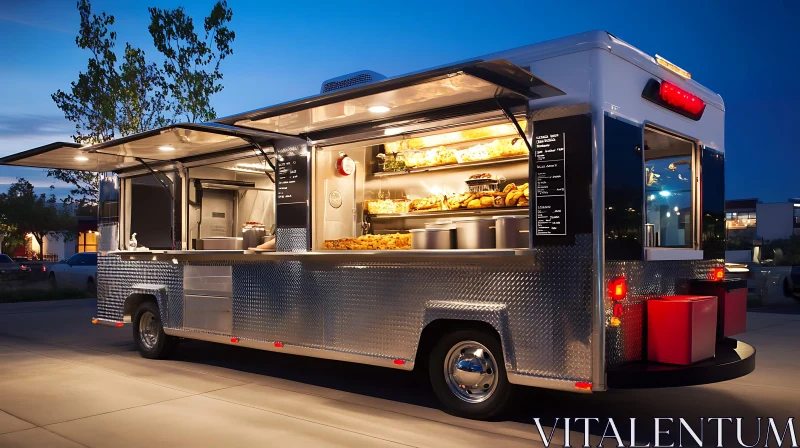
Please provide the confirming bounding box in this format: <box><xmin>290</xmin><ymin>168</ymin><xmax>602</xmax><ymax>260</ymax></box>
<box><xmin>111</xmin><ymin>248</ymin><xmax>535</xmax><ymax>262</ymax></box>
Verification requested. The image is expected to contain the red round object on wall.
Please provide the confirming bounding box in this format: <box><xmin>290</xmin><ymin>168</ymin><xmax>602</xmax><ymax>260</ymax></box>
<box><xmin>336</xmin><ymin>155</ymin><xmax>355</xmax><ymax>176</ymax></box>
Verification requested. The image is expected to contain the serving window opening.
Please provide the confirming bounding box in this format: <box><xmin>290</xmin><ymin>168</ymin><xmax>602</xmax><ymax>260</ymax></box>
<box><xmin>644</xmin><ymin>126</ymin><xmax>698</xmax><ymax>249</ymax></box>
<box><xmin>186</xmin><ymin>154</ymin><xmax>275</xmax><ymax>251</ymax></box>
<box><xmin>312</xmin><ymin>117</ymin><xmax>532</xmax><ymax>251</ymax></box>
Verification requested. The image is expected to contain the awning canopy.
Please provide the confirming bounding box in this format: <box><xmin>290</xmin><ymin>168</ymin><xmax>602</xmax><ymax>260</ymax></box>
<box><xmin>0</xmin><ymin>123</ymin><xmax>296</xmax><ymax>172</ymax></box>
<box><xmin>0</xmin><ymin>142</ymin><xmax>140</xmax><ymax>172</ymax></box>
<box><xmin>217</xmin><ymin>59</ymin><xmax>564</xmax><ymax>137</ymax></box>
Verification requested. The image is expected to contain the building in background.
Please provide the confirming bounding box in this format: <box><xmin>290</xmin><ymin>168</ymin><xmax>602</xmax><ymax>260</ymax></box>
<box><xmin>725</xmin><ymin>198</ymin><xmax>800</xmax><ymax>262</ymax></box>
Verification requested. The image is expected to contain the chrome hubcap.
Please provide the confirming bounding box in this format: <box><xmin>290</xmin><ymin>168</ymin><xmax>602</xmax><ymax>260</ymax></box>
<box><xmin>138</xmin><ymin>311</ymin><xmax>158</xmax><ymax>350</ymax></box>
<box><xmin>444</xmin><ymin>341</ymin><xmax>499</xmax><ymax>403</ymax></box>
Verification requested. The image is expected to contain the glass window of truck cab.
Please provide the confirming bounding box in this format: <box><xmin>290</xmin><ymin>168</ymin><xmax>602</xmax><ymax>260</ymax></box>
<box><xmin>644</xmin><ymin>126</ymin><xmax>698</xmax><ymax>248</ymax></box>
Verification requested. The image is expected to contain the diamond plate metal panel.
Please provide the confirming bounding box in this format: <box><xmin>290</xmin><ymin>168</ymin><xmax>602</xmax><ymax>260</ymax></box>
<box><xmin>231</xmin><ymin>261</ymin><xmax>323</xmax><ymax>346</ymax></box>
<box><xmin>604</xmin><ymin>259</ymin><xmax>722</xmax><ymax>365</ymax></box>
<box><xmin>98</xmin><ymin>233</ymin><xmax>594</xmax><ymax>382</ymax></box>
<box><xmin>276</xmin><ymin>227</ymin><xmax>308</xmax><ymax>252</ymax></box>
<box><xmin>97</xmin><ymin>255</ymin><xmax>184</xmax><ymax>328</ymax></box>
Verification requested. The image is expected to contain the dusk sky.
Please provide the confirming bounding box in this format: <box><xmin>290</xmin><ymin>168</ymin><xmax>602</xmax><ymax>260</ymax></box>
<box><xmin>0</xmin><ymin>0</ymin><xmax>798</xmax><ymax>201</ymax></box>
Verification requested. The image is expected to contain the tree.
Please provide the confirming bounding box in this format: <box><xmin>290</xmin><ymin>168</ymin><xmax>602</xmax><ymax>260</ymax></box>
<box><xmin>0</xmin><ymin>222</ymin><xmax>25</xmax><ymax>256</ymax></box>
<box><xmin>0</xmin><ymin>179</ymin><xmax>77</xmax><ymax>260</ymax></box>
<box><xmin>148</xmin><ymin>1</ymin><xmax>235</xmax><ymax>123</ymax></box>
<box><xmin>50</xmin><ymin>0</ymin><xmax>235</xmax><ymax>203</ymax></box>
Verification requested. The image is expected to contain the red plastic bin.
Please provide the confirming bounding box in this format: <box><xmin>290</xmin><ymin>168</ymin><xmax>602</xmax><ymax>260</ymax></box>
<box><xmin>690</xmin><ymin>279</ymin><xmax>747</xmax><ymax>338</ymax></box>
<box><xmin>647</xmin><ymin>295</ymin><xmax>718</xmax><ymax>365</ymax></box>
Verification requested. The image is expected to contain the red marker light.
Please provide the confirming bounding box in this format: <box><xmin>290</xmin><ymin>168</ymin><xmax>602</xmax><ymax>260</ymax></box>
<box><xmin>231</xmin><ymin>338</ymin><xmax>240</xmax><ymax>343</ymax></box>
<box><xmin>608</xmin><ymin>277</ymin><xmax>627</xmax><ymax>301</ymax></box>
<box><xmin>711</xmin><ymin>267</ymin><xmax>724</xmax><ymax>281</ymax></box>
<box><xmin>91</xmin><ymin>318</ymin><xmax>99</xmax><ymax>325</ymax></box>
<box><xmin>575</xmin><ymin>382</ymin><xmax>592</xmax><ymax>391</ymax></box>
<box><xmin>115</xmin><ymin>322</ymin><xmax>124</xmax><ymax>328</ymax></box>
<box><xmin>659</xmin><ymin>81</ymin><xmax>706</xmax><ymax>116</ymax></box>
<box><xmin>393</xmin><ymin>359</ymin><xmax>406</xmax><ymax>365</ymax></box>
<box><xmin>274</xmin><ymin>341</ymin><xmax>284</xmax><ymax>348</ymax></box>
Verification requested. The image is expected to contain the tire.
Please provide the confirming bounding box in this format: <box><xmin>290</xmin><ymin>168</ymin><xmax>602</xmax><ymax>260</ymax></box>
<box><xmin>428</xmin><ymin>329</ymin><xmax>514</xmax><ymax>420</ymax></box>
<box><xmin>87</xmin><ymin>278</ymin><xmax>97</xmax><ymax>296</ymax></box>
<box><xmin>132</xmin><ymin>301</ymin><xmax>176</xmax><ymax>359</ymax></box>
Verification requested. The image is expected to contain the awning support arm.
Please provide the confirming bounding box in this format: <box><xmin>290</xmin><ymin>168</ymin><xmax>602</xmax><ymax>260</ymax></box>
<box><xmin>495</xmin><ymin>98</ymin><xmax>533</xmax><ymax>154</ymax></box>
<box><xmin>247</xmin><ymin>140</ymin><xmax>275</xmax><ymax>184</ymax></box>
<box><xmin>135</xmin><ymin>157</ymin><xmax>174</xmax><ymax>201</ymax></box>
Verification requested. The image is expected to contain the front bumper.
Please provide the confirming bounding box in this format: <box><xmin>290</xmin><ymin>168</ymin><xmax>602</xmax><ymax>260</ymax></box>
<box><xmin>607</xmin><ymin>338</ymin><xmax>755</xmax><ymax>389</ymax></box>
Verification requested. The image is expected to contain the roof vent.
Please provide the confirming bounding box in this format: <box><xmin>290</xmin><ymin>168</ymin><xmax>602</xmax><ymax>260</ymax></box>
<box><xmin>320</xmin><ymin>70</ymin><xmax>387</xmax><ymax>94</ymax></box>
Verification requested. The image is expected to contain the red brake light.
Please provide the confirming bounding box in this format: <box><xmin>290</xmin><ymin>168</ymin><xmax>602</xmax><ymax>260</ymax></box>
<box><xmin>41</xmin><ymin>266</ymin><xmax>46</xmax><ymax>272</ymax></box>
<box><xmin>711</xmin><ymin>267</ymin><xmax>725</xmax><ymax>281</ymax></box>
<box><xmin>393</xmin><ymin>359</ymin><xmax>406</xmax><ymax>365</ymax></box>
<box><xmin>659</xmin><ymin>81</ymin><xmax>706</xmax><ymax>116</ymax></box>
<box><xmin>608</xmin><ymin>277</ymin><xmax>627</xmax><ymax>301</ymax></box>
<box><xmin>20</xmin><ymin>265</ymin><xmax>27</xmax><ymax>270</ymax></box>
<box><xmin>231</xmin><ymin>337</ymin><xmax>240</xmax><ymax>343</ymax></box>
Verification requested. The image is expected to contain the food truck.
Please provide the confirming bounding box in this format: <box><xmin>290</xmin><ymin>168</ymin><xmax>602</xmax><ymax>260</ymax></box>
<box><xmin>1</xmin><ymin>31</ymin><xmax>754</xmax><ymax>419</ymax></box>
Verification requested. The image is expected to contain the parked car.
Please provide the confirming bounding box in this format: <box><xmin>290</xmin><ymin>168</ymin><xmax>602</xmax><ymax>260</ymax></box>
<box><xmin>48</xmin><ymin>252</ymin><xmax>98</xmax><ymax>293</ymax></box>
<box><xmin>725</xmin><ymin>262</ymin><xmax>764</xmax><ymax>300</ymax></box>
<box><xmin>0</xmin><ymin>254</ymin><xmax>47</xmax><ymax>281</ymax></box>
<box><xmin>785</xmin><ymin>266</ymin><xmax>800</xmax><ymax>300</ymax></box>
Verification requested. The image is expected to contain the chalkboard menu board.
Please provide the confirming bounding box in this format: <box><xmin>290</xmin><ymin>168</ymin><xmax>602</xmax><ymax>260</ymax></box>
<box><xmin>534</xmin><ymin>132</ymin><xmax>567</xmax><ymax>236</ymax></box>
<box><xmin>276</xmin><ymin>154</ymin><xmax>308</xmax><ymax>205</ymax></box>
<box><xmin>531</xmin><ymin>113</ymin><xmax>592</xmax><ymax>247</ymax></box>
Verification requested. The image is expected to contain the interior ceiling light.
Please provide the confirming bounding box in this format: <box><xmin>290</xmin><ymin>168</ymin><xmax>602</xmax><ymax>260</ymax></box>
<box><xmin>368</xmin><ymin>105</ymin><xmax>391</xmax><ymax>114</ymax></box>
<box><xmin>159</xmin><ymin>145</ymin><xmax>176</xmax><ymax>152</ymax></box>
<box><xmin>74</xmin><ymin>155</ymin><xmax>89</xmax><ymax>162</ymax></box>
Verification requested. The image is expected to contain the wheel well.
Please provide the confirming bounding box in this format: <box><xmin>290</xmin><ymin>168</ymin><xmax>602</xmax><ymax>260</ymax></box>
<box><xmin>415</xmin><ymin>319</ymin><xmax>501</xmax><ymax>367</ymax></box>
<box><xmin>123</xmin><ymin>293</ymin><xmax>158</xmax><ymax>321</ymax></box>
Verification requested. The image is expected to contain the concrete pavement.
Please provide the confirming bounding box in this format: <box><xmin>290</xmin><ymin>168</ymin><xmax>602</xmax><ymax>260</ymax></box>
<box><xmin>0</xmin><ymin>299</ymin><xmax>798</xmax><ymax>447</ymax></box>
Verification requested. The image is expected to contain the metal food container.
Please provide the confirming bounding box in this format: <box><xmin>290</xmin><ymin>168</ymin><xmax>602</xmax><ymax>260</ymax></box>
<box><xmin>201</xmin><ymin>237</ymin><xmax>243</xmax><ymax>250</ymax></box>
<box><xmin>455</xmin><ymin>218</ymin><xmax>496</xmax><ymax>249</ymax></box>
<box><xmin>494</xmin><ymin>215</ymin><xmax>530</xmax><ymax>248</ymax></box>
<box><xmin>410</xmin><ymin>228</ymin><xmax>453</xmax><ymax>249</ymax></box>
<box><xmin>242</xmin><ymin>222</ymin><xmax>266</xmax><ymax>249</ymax></box>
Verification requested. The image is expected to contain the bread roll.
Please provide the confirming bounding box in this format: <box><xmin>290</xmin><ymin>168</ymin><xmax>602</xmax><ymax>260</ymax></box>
<box><xmin>467</xmin><ymin>199</ymin><xmax>482</xmax><ymax>209</ymax></box>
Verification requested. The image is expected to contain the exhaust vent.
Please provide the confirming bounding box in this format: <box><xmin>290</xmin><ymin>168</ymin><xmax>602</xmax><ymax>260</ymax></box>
<box><xmin>320</xmin><ymin>70</ymin><xmax>387</xmax><ymax>94</ymax></box>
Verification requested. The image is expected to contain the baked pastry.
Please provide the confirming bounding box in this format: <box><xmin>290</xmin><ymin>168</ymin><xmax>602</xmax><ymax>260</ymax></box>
<box><xmin>494</xmin><ymin>195</ymin><xmax>506</xmax><ymax>207</ymax></box>
<box><xmin>506</xmin><ymin>190</ymin><xmax>523</xmax><ymax>206</ymax></box>
<box><xmin>467</xmin><ymin>199</ymin><xmax>482</xmax><ymax>209</ymax></box>
<box><xmin>446</xmin><ymin>195</ymin><xmax>461</xmax><ymax>210</ymax></box>
<box><xmin>323</xmin><ymin>233</ymin><xmax>412</xmax><ymax>251</ymax></box>
<box><xmin>517</xmin><ymin>197</ymin><xmax>529</xmax><ymax>207</ymax></box>
<box><xmin>502</xmin><ymin>183</ymin><xmax>517</xmax><ymax>194</ymax></box>
<box><xmin>469</xmin><ymin>173</ymin><xmax>493</xmax><ymax>180</ymax></box>
<box><xmin>480</xmin><ymin>196</ymin><xmax>494</xmax><ymax>207</ymax></box>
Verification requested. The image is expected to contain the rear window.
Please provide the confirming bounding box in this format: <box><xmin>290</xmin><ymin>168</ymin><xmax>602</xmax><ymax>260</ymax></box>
<box><xmin>0</xmin><ymin>255</ymin><xmax>13</xmax><ymax>264</ymax></box>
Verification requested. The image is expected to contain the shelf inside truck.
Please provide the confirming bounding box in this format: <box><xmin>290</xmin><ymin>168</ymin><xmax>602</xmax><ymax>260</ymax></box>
<box><xmin>366</xmin><ymin>207</ymin><xmax>529</xmax><ymax>220</ymax></box>
<box><xmin>373</xmin><ymin>154</ymin><xmax>528</xmax><ymax>178</ymax></box>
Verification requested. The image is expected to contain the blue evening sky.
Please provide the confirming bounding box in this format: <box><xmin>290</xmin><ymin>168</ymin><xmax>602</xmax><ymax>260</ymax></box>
<box><xmin>0</xmin><ymin>0</ymin><xmax>797</xmax><ymax>201</ymax></box>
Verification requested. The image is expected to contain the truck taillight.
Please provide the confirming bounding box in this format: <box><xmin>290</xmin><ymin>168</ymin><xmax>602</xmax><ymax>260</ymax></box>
<box><xmin>608</xmin><ymin>277</ymin><xmax>627</xmax><ymax>301</ymax></box>
<box><xmin>711</xmin><ymin>267</ymin><xmax>724</xmax><ymax>281</ymax></box>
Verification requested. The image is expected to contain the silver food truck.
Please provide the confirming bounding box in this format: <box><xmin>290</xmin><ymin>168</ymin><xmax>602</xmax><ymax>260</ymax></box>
<box><xmin>1</xmin><ymin>31</ymin><xmax>754</xmax><ymax>419</ymax></box>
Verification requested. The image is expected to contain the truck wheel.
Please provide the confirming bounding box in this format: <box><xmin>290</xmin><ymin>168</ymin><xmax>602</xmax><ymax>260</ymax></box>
<box><xmin>428</xmin><ymin>329</ymin><xmax>513</xmax><ymax>420</ymax></box>
<box><xmin>133</xmin><ymin>301</ymin><xmax>176</xmax><ymax>359</ymax></box>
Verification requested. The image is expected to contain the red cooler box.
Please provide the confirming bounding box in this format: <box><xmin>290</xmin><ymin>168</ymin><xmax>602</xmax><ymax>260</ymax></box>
<box><xmin>647</xmin><ymin>296</ymin><xmax>718</xmax><ymax>365</ymax></box>
<box><xmin>690</xmin><ymin>279</ymin><xmax>747</xmax><ymax>338</ymax></box>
